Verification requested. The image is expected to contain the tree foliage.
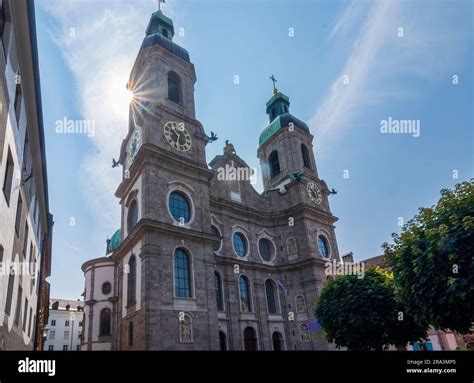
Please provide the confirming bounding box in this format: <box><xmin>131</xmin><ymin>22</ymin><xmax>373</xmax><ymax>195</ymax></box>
<box><xmin>315</xmin><ymin>268</ymin><xmax>427</xmax><ymax>350</ymax></box>
<box><xmin>384</xmin><ymin>180</ymin><xmax>474</xmax><ymax>333</ymax></box>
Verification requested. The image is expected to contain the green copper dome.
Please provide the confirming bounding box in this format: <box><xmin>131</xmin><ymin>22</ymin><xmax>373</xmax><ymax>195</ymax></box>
<box><xmin>259</xmin><ymin>90</ymin><xmax>310</xmax><ymax>146</ymax></box>
<box><xmin>259</xmin><ymin>113</ymin><xmax>310</xmax><ymax>146</ymax></box>
<box><xmin>106</xmin><ymin>229</ymin><xmax>122</xmax><ymax>255</ymax></box>
<box><xmin>266</xmin><ymin>92</ymin><xmax>290</xmax><ymax>111</ymax></box>
<box><xmin>142</xmin><ymin>10</ymin><xmax>190</xmax><ymax>62</ymax></box>
<box><xmin>146</xmin><ymin>10</ymin><xmax>174</xmax><ymax>39</ymax></box>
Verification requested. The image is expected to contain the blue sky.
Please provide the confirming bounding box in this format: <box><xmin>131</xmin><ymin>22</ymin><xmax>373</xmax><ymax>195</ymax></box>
<box><xmin>34</xmin><ymin>0</ymin><xmax>473</xmax><ymax>300</ymax></box>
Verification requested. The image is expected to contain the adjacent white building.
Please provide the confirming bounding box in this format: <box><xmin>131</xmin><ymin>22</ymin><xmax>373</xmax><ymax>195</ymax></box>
<box><xmin>43</xmin><ymin>299</ymin><xmax>83</xmax><ymax>351</ymax></box>
<box><xmin>0</xmin><ymin>0</ymin><xmax>53</xmax><ymax>350</ymax></box>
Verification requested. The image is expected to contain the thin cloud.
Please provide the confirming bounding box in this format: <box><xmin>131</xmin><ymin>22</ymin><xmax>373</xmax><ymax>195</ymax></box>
<box><xmin>39</xmin><ymin>0</ymin><xmax>169</xmax><ymax>231</ymax></box>
<box><xmin>329</xmin><ymin>0</ymin><xmax>366</xmax><ymax>40</ymax></box>
<box><xmin>312</xmin><ymin>0</ymin><xmax>471</xmax><ymax>153</ymax></box>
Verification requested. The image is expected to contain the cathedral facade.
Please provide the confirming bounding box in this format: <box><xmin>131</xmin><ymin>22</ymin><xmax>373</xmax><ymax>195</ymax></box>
<box><xmin>81</xmin><ymin>9</ymin><xmax>341</xmax><ymax>351</ymax></box>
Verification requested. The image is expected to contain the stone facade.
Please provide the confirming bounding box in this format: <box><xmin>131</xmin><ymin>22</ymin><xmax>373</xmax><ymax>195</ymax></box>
<box><xmin>82</xmin><ymin>10</ymin><xmax>341</xmax><ymax>351</ymax></box>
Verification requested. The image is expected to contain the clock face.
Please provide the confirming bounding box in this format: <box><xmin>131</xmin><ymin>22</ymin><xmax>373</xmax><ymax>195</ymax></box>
<box><xmin>307</xmin><ymin>182</ymin><xmax>322</xmax><ymax>205</ymax></box>
<box><xmin>127</xmin><ymin>130</ymin><xmax>141</xmax><ymax>165</ymax></box>
<box><xmin>164</xmin><ymin>121</ymin><xmax>192</xmax><ymax>152</ymax></box>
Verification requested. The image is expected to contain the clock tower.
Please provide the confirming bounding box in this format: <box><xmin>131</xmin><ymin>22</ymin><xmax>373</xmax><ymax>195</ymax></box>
<box><xmin>257</xmin><ymin>85</ymin><xmax>332</xmax><ymax>213</ymax></box>
<box><xmin>114</xmin><ymin>10</ymin><xmax>220</xmax><ymax>350</ymax></box>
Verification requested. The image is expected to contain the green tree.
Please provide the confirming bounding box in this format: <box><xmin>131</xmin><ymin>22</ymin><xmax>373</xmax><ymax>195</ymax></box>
<box><xmin>384</xmin><ymin>180</ymin><xmax>474</xmax><ymax>334</ymax></box>
<box><xmin>315</xmin><ymin>267</ymin><xmax>427</xmax><ymax>350</ymax></box>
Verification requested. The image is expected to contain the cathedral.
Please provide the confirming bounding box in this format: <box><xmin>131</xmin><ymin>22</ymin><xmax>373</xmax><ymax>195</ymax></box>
<box><xmin>81</xmin><ymin>9</ymin><xmax>341</xmax><ymax>351</ymax></box>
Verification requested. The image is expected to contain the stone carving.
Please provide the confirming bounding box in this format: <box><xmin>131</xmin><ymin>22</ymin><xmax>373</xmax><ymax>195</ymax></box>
<box><xmin>224</xmin><ymin>140</ymin><xmax>236</xmax><ymax>155</ymax></box>
<box><xmin>179</xmin><ymin>316</ymin><xmax>192</xmax><ymax>343</ymax></box>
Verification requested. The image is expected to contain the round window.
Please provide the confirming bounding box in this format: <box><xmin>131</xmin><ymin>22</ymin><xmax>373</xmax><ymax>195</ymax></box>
<box><xmin>211</xmin><ymin>225</ymin><xmax>222</xmax><ymax>252</ymax></box>
<box><xmin>169</xmin><ymin>191</ymin><xmax>191</xmax><ymax>223</ymax></box>
<box><xmin>317</xmin><ymin>235</ymin><xmax>330</xmax><ymax>258</ymax></box>
<box><xmin>233</xmin><ymin>232</ymin><xmax>247</xmax><ymax>257</ymax></box>
<box><xmin>102</xmin><ymin>282</ymin><xmax>112</xmax><ymax>295</ymax></box>
<box><xmin>258</xmin><ymin>238</ymin><xmax>274</xmax><ymax>261</ymax></box>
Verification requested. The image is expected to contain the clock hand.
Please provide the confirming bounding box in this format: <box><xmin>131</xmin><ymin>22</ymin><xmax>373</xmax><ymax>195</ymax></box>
<box><xmin>173</xmin><ymin>127</ymin><xmax>186</xmax><ymax>144</ymax></box>
<box><xmin>169</xmin><ymin>126</ymin><xmax>177</xmax><ymax>142</ymax></box>
<box><xmin>172</xmin><ymin>126</ymin><xmax>182</xmax><ymax>138</ymax></box>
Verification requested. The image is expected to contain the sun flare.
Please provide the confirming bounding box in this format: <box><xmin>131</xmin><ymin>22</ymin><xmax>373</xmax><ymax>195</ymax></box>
<box><xmin>124</xmin><ymin>88</ymin><xmax>135</xmax><ymax>105</ymax></box>
<box><xmin>105</xmin><ymin>77</ymin><xmax>136</xmax><ymax>120</ymax></box>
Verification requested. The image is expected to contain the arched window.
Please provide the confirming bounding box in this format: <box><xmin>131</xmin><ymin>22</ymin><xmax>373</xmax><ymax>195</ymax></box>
<box><xmin>286</xmin><ymin>237</ymin><xmax>297</xmax><ymax>255</ymax></box>
<box><xmin>230</xmin><ymin>178</ymin><xmax>240</xmax><ymax>194</ymax></box>
<box><xmin>258</xmin><ymin>238</ymin><xmax>275</xmax><ymax>261</ymax></box>
<box><xmin>127</xmin><ymin>200</ymin><xmax>138</xmax><ymax>234</ymax></box>
<box><xmin>269</xmin><ymin>151</ymin><xmax>280</xmax><ymax>178</ymax></box>
<box><xmin>99</xmin><ymin>308</ymin><xmax>111</xmax><ymax>336</ymax></box>
<box><xmin>4</xmin><ymin>268</ymin><xmax>15</xmax><ymax>315</ymax></box>
<box><xmin>128</xmin><ymin>322</ymin><xmax>133</xmax><ymax>347</ymax></box>
<box><xmin>317</xmin><ymin>235</ymin><xmax>330</xmax><ymax>258</ymax></box>
<box><xmin>127</xmin><ymin>255</ymin><xmax>136</xmax><ymax>305</ymax></box>
<box><xmin>215</xmin><ymin>271</ymin><xmax>224</xmax><ymax>311</ymax></box>
<box><xmin>272</xmin><ymin>332</ymin><xmax>283</xmax><ymax>351</ymax></box>
<box><xmin>174</xmin><ymin>248</ymin><xmax>192</xmax><ymax>298</ymax></box>
<box><xmin>265</xmin><ymin>279</ymin><xmax>279</xmax><ymax>314</ymax></box>
<box><xmin>179</xmin><ymin>313</ymin><xmax>193</xmax><ymax>343</ymax></box>
<box><xmin>162</xmin><ymin>28</ymin><xmax>169</xmax><ymax>38</ymax></box>
<box><xmin>169</xmin><ymin>191</ymin><xmax>191</xmax><ymax>223</ymax></box>
<box><xmin>301</xmin><ymin>144</ymin><xmax>312</xmax><ymax>169</ymax></box>
<box><xmin>295</xmin><ymin>295</ymin><xmax>306</xmax><ymax>313</ymax></box>
<box><xmin>168</xmin><ymin>71</ymin><xmax>182</xmax><ymax>104</ymax></box>
<box><xmin>232</xmin><ymin>232</ymin><xmax>247</xmax><ymax>257</ymax></box>
<box><xmin>299</xmin><ymin>323</ymin><xmax>311</xmax><ymax>343</ymax></box>
<box><xmin>239</xmin><ymin>275</ymin><xmax>252</xmax><ymax>313</ymax></box>
<box><xmin>243</xmin><ymin>327</ymin><xmax>257</xmax><ymax>351</ymax></box>
<box><xmin>219</xmin><ymin>331</ymin><xmax>227</xmax><ymax>351</ymax></box>
<box><xmin>211</xmin><ymin>225</ymin><xmax>222</xmax><ymax>252</ymax></box>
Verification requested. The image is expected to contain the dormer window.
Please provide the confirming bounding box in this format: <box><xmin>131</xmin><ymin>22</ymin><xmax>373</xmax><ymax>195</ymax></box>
<box><xmin>162</xmin><ymin>28</ymin><xmax>169</xmax><ymax>39</ymax></box>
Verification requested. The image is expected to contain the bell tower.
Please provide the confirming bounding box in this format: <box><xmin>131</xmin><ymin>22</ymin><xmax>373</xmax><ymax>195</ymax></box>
<box><xmin>114</xmin><ymin>9</ymin><xmax>219</xmax><ymax>351</ymax></box>
<box><xmin>257</xmin><ymin>78</ymin><xmax>319</xmax><ymax>191</ymax></box>
<box><xmin>136</xmin><ymin>10</ymin><xmax>197</xmax><ymax>119</ymax></box>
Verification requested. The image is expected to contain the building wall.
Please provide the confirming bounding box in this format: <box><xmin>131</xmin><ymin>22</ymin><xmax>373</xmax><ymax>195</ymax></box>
<box><xmin>81</xmin><ymin>259</ymin><xmax>115</xmax><ymax>351</ymax></box>
<box><xmin>0</xmin><ymin>0</ymin><xmax>51</xmax><ymax>351</ymax></box>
